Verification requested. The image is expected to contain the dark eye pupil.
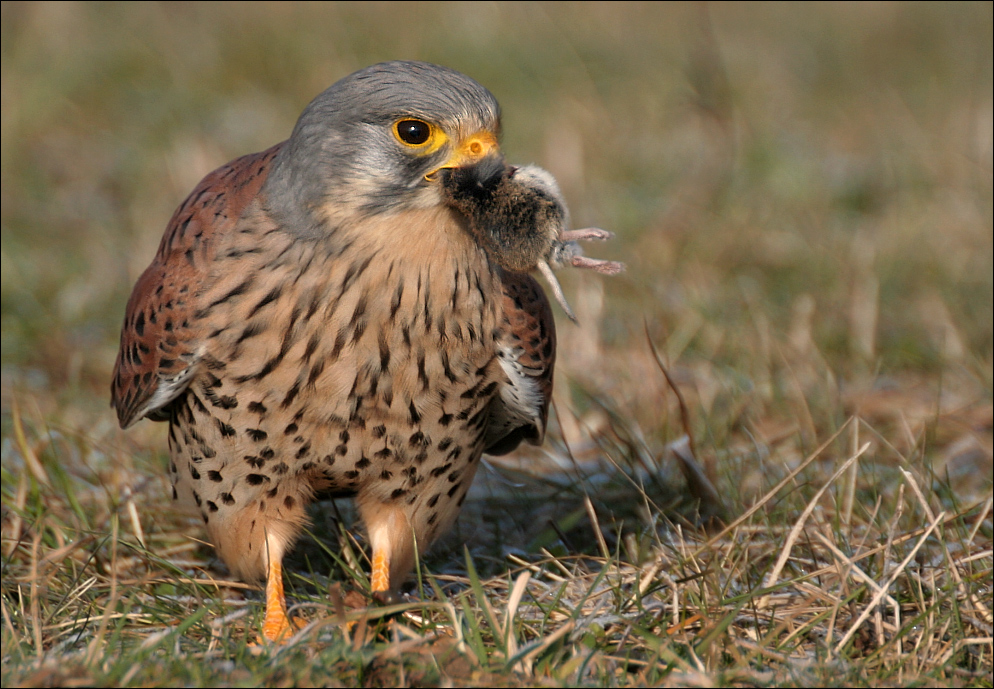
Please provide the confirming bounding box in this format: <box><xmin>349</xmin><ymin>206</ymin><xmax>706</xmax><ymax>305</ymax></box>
<box><xmin>398</xmin><ymin>120</ymin><xmax>431</xmax><ymax>145</ymax></box>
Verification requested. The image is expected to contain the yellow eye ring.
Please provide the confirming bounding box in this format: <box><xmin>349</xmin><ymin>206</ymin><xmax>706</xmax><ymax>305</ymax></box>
<box><xmin>392</xmin><ymin>118</ymin><xmax>447</xmax><ymax>155</ymax></box>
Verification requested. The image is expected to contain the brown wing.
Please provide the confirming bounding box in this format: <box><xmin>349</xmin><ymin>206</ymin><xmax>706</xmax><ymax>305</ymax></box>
<box><xmin>484</xmin><ymin>270</ymin><xmax>557</xmax><ymax>456</ymax></box>
<box><xmin>110</xmin><ymin>144</ymin><xmax>282</xmax><ymax>428</ymax></box>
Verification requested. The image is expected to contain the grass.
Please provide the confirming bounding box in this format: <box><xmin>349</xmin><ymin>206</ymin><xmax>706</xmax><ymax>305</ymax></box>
<box><xmin>2</xmin><ymin>2</ymin><xmax>992</xmax><ymax>686</ymax></box>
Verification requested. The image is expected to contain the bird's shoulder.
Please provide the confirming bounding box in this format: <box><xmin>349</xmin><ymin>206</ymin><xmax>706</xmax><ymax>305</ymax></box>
<box><xmin>485</xmin><ymin>270</ymin><xmax>557</xmax><ymax>456</ymax></box>
<box><xmin>110</xmin><ymin>143</ymin><xmax>283</xmax><ymax>428</ymax></box>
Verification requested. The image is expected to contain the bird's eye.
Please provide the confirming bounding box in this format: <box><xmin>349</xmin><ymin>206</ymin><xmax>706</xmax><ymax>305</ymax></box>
<box><xmin>395</xmin><ymin>119</ymin><xmax>433</xmax><ymax>146</ymax></box>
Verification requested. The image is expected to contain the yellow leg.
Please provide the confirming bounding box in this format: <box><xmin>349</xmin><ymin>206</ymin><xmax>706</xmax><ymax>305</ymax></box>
<box><xmin>261</xmin><ymin>555</ymin><xmax>293</xmax><ymax>642</ymax></box>
<box><xmin>370</xmin><ymin>548</ymin><xmax>391</xmax><ymax>594</ymax></box>
<box><xmin>358</xmin><ymin>501</ymin><xmax>413</xmax><ymax>605</ymax></box>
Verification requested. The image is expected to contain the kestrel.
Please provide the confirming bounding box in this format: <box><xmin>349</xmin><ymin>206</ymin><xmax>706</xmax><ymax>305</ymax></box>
<box><xmin>111</xmin><ymin>61</ymin><xmax>620</xmax><ymax>641</ymax></box>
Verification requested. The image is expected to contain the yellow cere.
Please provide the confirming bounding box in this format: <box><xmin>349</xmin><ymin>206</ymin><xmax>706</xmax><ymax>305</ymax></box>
<box><xmin>454</xmin><ymin>131</ymin><xmax>498</xmax><ymax>164</ymax></box>
<box><xmin>423</xmin><ymin>130</ymin><xmax>500</xmax><ymax>180</ymax></box>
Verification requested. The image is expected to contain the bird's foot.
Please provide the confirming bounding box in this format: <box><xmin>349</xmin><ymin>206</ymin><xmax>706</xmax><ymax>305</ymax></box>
<box><xmin>259</xmin><ymin>607</ymin><xmax>305</xmax><ymax>644</ymax></box>
<box><xmin>255</xmin><ymin>555</ymin><xmax>304</xmax><ymax>644</ymax></box>
<box><xmin>259</xmin><ymin>601</ymin><xmax>305</xmax><ymax>644</ymax></box>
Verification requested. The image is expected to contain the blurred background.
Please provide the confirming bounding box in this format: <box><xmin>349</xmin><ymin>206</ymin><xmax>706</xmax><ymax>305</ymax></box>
<box><xmin>2</xmin><ymin>2</ymin><xmax>991</xmax><ymax>518</ymax></box>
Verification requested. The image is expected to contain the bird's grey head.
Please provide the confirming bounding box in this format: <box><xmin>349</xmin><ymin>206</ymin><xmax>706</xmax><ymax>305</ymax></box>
<box><xmin>263</xmin><ymin>61</ymin><xmax>502</xmax><ymax>235</ymax></box>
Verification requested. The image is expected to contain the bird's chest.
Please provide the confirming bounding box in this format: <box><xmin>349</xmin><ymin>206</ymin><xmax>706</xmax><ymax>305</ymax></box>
<box><xmin>171</xmin><ymin>219</ymin><xmax>505</xmax><ymax>498</ymax></box>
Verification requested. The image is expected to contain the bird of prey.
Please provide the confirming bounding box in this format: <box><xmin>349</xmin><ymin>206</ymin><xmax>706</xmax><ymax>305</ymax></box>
<box><xmin>111</xmin><ymin>61</ymin><xmax>620</xmax><ymax>641</ymax></box>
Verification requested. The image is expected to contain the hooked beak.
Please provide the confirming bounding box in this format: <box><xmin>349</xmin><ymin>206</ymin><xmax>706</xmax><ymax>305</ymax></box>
<box><xmin>426</xmin><ymin>130</ymin><xmax>499</xmax><ymax>179</ymax></box>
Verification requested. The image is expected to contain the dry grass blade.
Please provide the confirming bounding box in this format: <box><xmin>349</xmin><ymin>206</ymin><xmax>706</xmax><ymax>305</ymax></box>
<box><xmin>901</xmin><ymin>469</ymin><xmax>993</xmax><ymax>625</ymax></box>
<box><xmin>841</xmin><ymin>417</ymin><xmax>861</xmax><ymax>529</ymax></box>
<box><xmin>694</xmin><ymin>419</ymin><xmax>853</xmax><ymax>556</ymax></box>
<box><xmin>11</xmin><ymin>402</ymin><xmax>50</xmax><ymax>489</ymax></box>
<box><xmin>759</xmin><ymin>442</ymin><xmax>869</xmax><ymax>607</ymax></box>
<box><xmin>834</xmin><ymin>510</ymin><xmax>947</xmax><ymax>654</ymax></box>
<box><xmin>3</xmin><ymin>471</ymin><xmax>29</xmax><ymax>559</ymax></box>
<box><xmin>584</xmin><ymin>495</ymin><xmax>612</xmax><ymax>562</ymax></box>
<box><xmin>813</xmin><ymin>530</ymin><xmax>902</xmax><ymax>651</ymax></box>
<box><xmin>508</xmin><ymin>620</ymin><xmax>576</xmax><ymax>672</ymax></box>
<box><xmin>503</xmin><ymin>570</ymin><xmax>531</xmax><ymax>671</ymax></box>
<box><xmin>84</xmin><ymin>515</ymin><xmax>121</xmax><ymax>667</ymax></box>
<box><xmin>645</xmin><ymin>321</ymin><xmax>726</xmax><ymax>523</ymax></box>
